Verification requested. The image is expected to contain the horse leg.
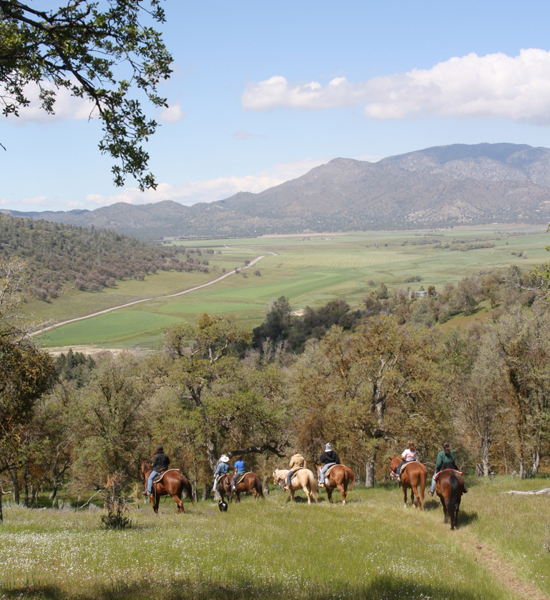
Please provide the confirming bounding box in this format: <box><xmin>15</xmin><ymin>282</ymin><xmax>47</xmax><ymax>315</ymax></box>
<box><xmin>172</xmin><ymin>494</ymin><xmax>184</xmax><ymax>514</ymax></box>
<box><xmin>440</xmin><ymin>496</ymin><xmax>448</xmax><ymax>524</ymax></box>
<box><xmin>303</xmin><ymin>484</ymin><xmax>312</xmax><ymax>505</ymax></box>
<box><xmin>326</xmin><ymin>486</ymin><xmax>333</xmax><ymax>503</ymax></box>
<box><xmin>402</xmin><ymin>485</ymin><xmax>408</xmax><ymax>509</ymax></box>
<box><xmin>411</xmin><ymin>484</ymin><xmax>421</xmax><ymax>511</ymax></box>
<box><xmin>235</xmin><ymin>490</ymin><xmax>241</xmax><ymax>503</ymax></box>
<box><xmin>336</xmin><ymin>482</ymin><xmax>346</xmax><ymax>505</ymax></box>
<box><xmin>290</xmin><ymin>488</ymin><xmax>295</xmax><ymax>503</ymax></box>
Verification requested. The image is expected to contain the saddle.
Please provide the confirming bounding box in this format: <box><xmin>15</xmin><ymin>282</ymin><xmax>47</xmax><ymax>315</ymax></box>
<box><xmin>434</xmin><ymin>468</ymin><xmax>463</xmax><ymax>481</ymax></box>
<box><xmin>289</xmin><ymin>468</ymin><xmax>306</xmax><ymax>482</ymax></box>
<box><xmin>235</xmin><ymin>472</ymin><xmax>250</xmax><ymax>486</ymax></box>
<box><xmin>324</xmin><ymin>464</ymin><xmax>339</xmax><ymax>480</ymax></box>
<box><xmin>152</xmin><ymin>468</ymin><xmax>179</xmax><ymax>484</ymax></box>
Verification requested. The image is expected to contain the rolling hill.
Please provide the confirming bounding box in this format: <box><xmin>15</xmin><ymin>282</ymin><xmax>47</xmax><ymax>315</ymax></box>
<box><xmin>5</xmin><ymin>143</ymin><xmax>550</xmax><ymax>239</ymax></box>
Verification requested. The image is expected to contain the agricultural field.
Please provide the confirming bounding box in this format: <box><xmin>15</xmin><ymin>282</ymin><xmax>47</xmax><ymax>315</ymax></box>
<box><xmin>1</xmin><ymin>477</ymin><xmax>549</xmax><ymax>600</ymax></box>
<box><xmin>33</xmin><ymin>225</ymin><xmax>549</xmax><ymax>350</ymax></box>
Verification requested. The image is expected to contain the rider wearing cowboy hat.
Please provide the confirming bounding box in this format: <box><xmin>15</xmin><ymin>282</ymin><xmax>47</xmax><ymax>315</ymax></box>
<box><xmin>212</xmin><ymin>454</ymin><xmax>230</xmax><ymax>492</ymax></box>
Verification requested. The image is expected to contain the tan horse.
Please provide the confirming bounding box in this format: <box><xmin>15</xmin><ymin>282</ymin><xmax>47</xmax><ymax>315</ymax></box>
<box><xmin>273</xmin><ymin>469</ymin><xmax>318</xmax><ymax>504</ymax></box>
<box><xmin>389</xmin><ymin>457</ymin><xmax>427</xmax><ymax>511</ymax></box>
<box><xmin>316</xmin><ymin>464</ymin><xmax>356</xmax><ymax>504</ymax></box>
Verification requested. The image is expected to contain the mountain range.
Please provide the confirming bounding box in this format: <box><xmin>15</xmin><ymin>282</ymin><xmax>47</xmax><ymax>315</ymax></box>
<box><xmin>5</xmin><ymin>143</ymin><xmax>550</xmax><ymax>239</ymax></box>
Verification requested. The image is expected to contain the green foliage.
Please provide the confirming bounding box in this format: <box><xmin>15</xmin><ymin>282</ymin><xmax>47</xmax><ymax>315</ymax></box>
<box><xmin>0</xmin><ymin>0</ymin><xmax>172</xmax><ymax>188</ymax></box>
<box><xmin>0</xmin><ymin>214</ymin><xmax>208</xmax><ymax>299</ymax></box>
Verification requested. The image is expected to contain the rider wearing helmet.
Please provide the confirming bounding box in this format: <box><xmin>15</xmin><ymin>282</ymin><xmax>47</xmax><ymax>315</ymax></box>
<box><xmin>318</xmin><ymin>442</ymin><xmax>340</xmax><ymax>487</ymax></box>
<box><xmin>284</xmin><ymin>449</ymin><xmax>306</xmax><ymax>490</ymax></box>
<box><xmin>213</xmin><ymin>455</ymin><xmax>230</xmax><ymax>492</ymax></box>
<box><xmin>144</xmin><ymin>445</ymin><xmax>170</xmax><ymax>496</ymax></box>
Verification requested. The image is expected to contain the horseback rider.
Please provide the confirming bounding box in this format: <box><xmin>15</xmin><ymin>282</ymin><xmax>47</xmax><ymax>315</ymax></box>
<box><xmin>231</xmin><ymin>455</ymin><xmax>246</xmax><ymax>491</ymax></box>
<box><xmin>396</xmin><ymin>441</ymin><xmax>417</xmax><ymax>482</ymax></box>
<box><xmin>428</xmin><ymin>442</ymin><xmax>467</xmax><ymax>496</ymax></box>
<box><xmin>212</xmin><ymin>454</ymin><xmax>230</xmax><ymax>492</ymax></box>
<box><xmin>283</xmin><ymin>449</ymin><xmax>306</xmax><ymax>490</ymax></box>
<box><xmin>143</xmin><ymin>444</ymin><xmax>170</xmax><ymax>496</ymax></box>
<box><xmin>318</xmin><ymin>442</ymin><xmax>340</xmax><ymax>487</ymax></box>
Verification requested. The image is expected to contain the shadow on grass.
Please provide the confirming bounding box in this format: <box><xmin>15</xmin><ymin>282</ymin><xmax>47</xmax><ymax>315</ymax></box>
<box><xmin>0</xmin><ymin>575</ymin><xmax>496</xmax><ymax>600</ymax></box>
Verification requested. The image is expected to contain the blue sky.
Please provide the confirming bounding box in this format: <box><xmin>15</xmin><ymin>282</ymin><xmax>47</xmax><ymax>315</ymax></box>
<box><xmin>3</xmin><ymin>0</ymin><xmax>550</xmax><ymax>212</ymax></box>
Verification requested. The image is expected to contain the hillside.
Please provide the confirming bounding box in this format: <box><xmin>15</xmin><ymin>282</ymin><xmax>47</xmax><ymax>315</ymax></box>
<box><xmin>0</xmin><ymin>215</ymin><xmax>210</xmax><ymax>301</ymax></box>
<box><xmin>5</xmin><ymin>143</ymin><xmax>550</xmax><ymax>239</ymax></box>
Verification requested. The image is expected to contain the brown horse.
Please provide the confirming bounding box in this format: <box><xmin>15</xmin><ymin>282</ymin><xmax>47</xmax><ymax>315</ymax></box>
<box><xmin>389</xmin><ymin>457</ymin><xmax>427</xmax><ymax>511</ymax></box>
<box><xmin>316</xmin><ymin>464</ymin><xmax>356</xmax><ymax>504</ymax></box>
<box><xmin>217</xmin><ymin>472</ymin><xmax>264</xmax><ymax>503</ymax></box>
<box><xmin>140</xmin><ymin>460</ymin><xmax>193</xmax><ymax>515</ymax></box>
<box><xmin>435</xmin><ymin>469</ymin><xmax>464</xmax><ymax>530</ymax></box>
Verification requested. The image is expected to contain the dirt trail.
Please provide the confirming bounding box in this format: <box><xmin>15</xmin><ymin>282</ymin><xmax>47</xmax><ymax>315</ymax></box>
<box><xmin>460</xmin><ymin>537</ymin><xmax>549</xmax><ymax>600</ymax></box>
<box><xmin>30</xmin><ymin>255</ymin><xmax>266</xmax><ymax>338</ymax></box>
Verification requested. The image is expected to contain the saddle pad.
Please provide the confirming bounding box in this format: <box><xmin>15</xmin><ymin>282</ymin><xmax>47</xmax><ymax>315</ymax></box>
<box><xmin>153</xmin><ymin>469</ymin><xmax>179</xmax><ymax>484</ymax></box>
<box><xmin>290</xmin><ymin>468</ymin><xmax>306</xmax><ymax>481</ymax></box>
<box><xmin>324</xmin><ymin>464</ymin><xmax>340</xmax><ymax>479</ymax></box>
<box><xmin>434</xmin><ymin>468</ymin><xmax>463</xmax><ymax>481</ymax></box>
<box><xmin>236</xmin><ymin>472</ymin><xmax>251</xmax><ymax>485</ymax></box>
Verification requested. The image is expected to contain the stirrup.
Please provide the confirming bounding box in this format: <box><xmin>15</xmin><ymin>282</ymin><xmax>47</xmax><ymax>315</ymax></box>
<box><xmin>318</xmin><ymin>482</ymin><xmax>325</xmax><ymax>488</ymax></box>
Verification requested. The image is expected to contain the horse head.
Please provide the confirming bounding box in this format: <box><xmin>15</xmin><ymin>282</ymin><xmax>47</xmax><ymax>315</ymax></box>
<box><xmin>272</xmin><ymin>470</ymin><xmax>284</xmax><ymax>486</ymax></box>
<box><xmin>389</xmin><ymin>457</ymin><xmax>400</xmax><ymax>479</ymax></box>
<box><xmin>140</xmin><ymin>460</ymin><xmax>151</xmax><ymax>480</ymax></box>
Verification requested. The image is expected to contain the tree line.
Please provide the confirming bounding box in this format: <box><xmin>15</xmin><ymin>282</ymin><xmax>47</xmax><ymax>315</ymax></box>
<box><xmin>0</xmin><ymin>215</ymin><xmax>211</xmax><ymax>301</ymax></box>
<box><xmin>1</xmin><ymin>258</ymin><xmax>550</xmax><ymax>518</ymax></box>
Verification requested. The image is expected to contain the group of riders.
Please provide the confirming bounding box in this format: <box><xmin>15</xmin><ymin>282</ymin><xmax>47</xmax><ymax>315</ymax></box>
<box><xmin>394</xmin><ymin>441</ymin><xmax>467</xmax><ymax>495</ymax></box>
<box><xmin>143</xmin><ymin>440</ymin><xmax>465</xmax><ymax>498</ymax></box>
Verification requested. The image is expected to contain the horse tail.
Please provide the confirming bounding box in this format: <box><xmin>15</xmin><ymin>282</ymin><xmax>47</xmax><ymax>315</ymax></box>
<box><xmin>255</xmin><ymin>475</ymin><xmax>264</xmax><ymax>498</ymax></box>
<box><xmin>182</xmin><ymin>476</ymin><xmax>194</xmax><ymax>502</ymax></box>
<box><xmin>346</xmin><ymin>467</ymin><xmax>356</xmax><ymax>491</ymax></box>
<box><xmin>448</xmin><ymin>475</ymin><xmax>459</xmax><ymax>523</ymax></box>
<box><xmin>307</xmin><ymin>470</ymin><xmax>318</xmax><ymax>499</ymax></box>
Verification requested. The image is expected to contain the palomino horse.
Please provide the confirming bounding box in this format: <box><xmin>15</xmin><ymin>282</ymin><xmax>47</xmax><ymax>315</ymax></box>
<box><xmin>389</xmin><ymin>457</ymin><xmax>427</xmax><ymax>511</ymax></box>
<box><xmin>435</xmin><ymin>469</ymin><xmax>464</xmax><ymax>530</ymax></box>
<box><xmin>140</xmin><ymin>460</ymin><xmax>193</xmax><ymax>515</ymax></box>
<box><xmin>217</xmin><ymin>472</ymin><xmax>264</xmax><ymax>503</ymax></box>
<box><xmin>273</xmin><ymin>469</ymin><xmax>318</xmax><ymax>504</ymax></box>
<box><xmin>316</xmin><ymin>464</ymin><xmax>356</xmax><ymax>504</ymax></box>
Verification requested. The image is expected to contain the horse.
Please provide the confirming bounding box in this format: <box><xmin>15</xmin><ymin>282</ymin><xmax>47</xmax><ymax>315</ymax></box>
<box><xmin>389</xmin><ymin>457</ymin><xmax>427</xmax><ymax>511</ymax></box>
<box><xmin>273</xmin><ymin>469</ymin><xmax>318</xmax><ymax>504</ymax></box>
<box><xmin>435</xmin><ymin>469</ymin><xmax>464</xmax><ymax>530</ymax></box>
<box><xmin>217</xmin><ymin>472</ymin><xmax>264</xmax><ymax>503</ymax></box>
<box><xmin>140</xmin><ymin>460</ymin><xmax>193</xmax><ymax>515</ymax></box>
<box><xmin>316</xmin><ymin>464</ymin><xmax>356</xmax><ymax>504</ymax></box>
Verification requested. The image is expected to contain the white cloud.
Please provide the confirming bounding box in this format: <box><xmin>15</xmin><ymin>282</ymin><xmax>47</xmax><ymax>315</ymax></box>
<box><xmin>242</xmin><ymin>49</ymin><xmax>550</xmax><ymax>125</ymax></box>
<box><xmin>233</xmin><ymin>130</ymin><xmax>261</xmax><ymax>140</ymax></box>
<box><xmin>7</xmin><ymin>82</ymin><xmax>96</xmax><ymax>123</ymax></box>
<box><xmin>85</xmin><ymin>157</ymin><xmax>331</xmax><ymax>207</ymax></box>
<box><xmin>242</xmin><ymin>75</ymin><xmax>369</xmax><ymax>111</ymax></box>
<box><xmin>158</xmin><ymin>102</ymin><xmax>185</xmax><ymax>123</ymax></box>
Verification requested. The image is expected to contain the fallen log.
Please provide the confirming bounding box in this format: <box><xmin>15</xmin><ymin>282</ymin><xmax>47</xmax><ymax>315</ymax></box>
<box><xmin>503</xmin><ymin>488</ymin><xmax>550</xmax><ymax>495</ymax></box>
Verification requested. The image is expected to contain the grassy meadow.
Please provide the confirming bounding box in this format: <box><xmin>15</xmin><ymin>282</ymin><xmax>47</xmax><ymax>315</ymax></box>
<box><xmin>32</xmin><ymin>225</ymin><xmax>549</xmax><ymax>350</ymax></box>
<box><xmin>1</xmin><ymin>477</ymin><xmax>549</xmax><ymax>600</ymax></box>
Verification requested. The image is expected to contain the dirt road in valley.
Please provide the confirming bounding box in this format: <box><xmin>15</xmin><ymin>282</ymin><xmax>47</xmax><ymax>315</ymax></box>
<box><xmin>30</xmin><ymin>255</ymin><xmax>266</xmax><ymax>338</ymax></box>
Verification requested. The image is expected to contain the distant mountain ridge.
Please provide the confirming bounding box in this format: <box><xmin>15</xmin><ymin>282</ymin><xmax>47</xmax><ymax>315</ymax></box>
<box><xmin>5</xmin><ymin>143</ymin><xmax>550</xmax><ymax>239</ymax></box>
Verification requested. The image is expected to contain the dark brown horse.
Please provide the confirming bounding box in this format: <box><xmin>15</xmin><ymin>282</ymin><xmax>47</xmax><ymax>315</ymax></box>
<box><xmin>218</xmin><ymin>472</ymin><xmax>264</xmax><ymax>503</ymax></box>
<box><xmin>389</xmin><ymin>457</ymin><xmax>427</xmax><ymax>511</ymax></box>
<box><xmin>435</xmin><ymin>469</ymin><xmax>464</xmax><ymax>530</ymax></box>
<box><xmin>316</xmin><ymin>464</ymin><xmax>356</xmax><ymax>504</ymax></box>
<box><xmin>140</xmin><ymin>460</ymin><xmax>193</xmax><ymax>515</ymax></box>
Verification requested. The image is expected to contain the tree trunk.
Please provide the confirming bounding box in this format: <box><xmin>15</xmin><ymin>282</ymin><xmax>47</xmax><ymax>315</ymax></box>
<box><xmin>263</xmin><ymin>474</ymin><xmax>270</xmax><ymax>495</ymax></box>
<box><xmin>519</xmin><ymin>454</ymin><xmax>524</xmax><ymax>480</ymax></box>
<box><xmin>532</xmin><ymin>449</ymin><xmax>541</xmax><ymax>475</ymax></box>
<box><xmin>476</xmin><ymin>464</ymin><xmax>483</xmax><ymax>477</ymax></box>
<box><xmin>206</xmin><ymin>439</ymin><xmax>218</xmax><ymax>474</ymax></box>
<box><xmin>11</xmin><ymin>471</ymin><xmax>20</xmax><ymax>505</ymax></box>
<box><xmin>365</xmin><ymin>456</ymin><xmax>376</xmax><ymax>488</ymax></box>
<box><xmin>480</xmin><ymin>438</ymin><xmax>491</xmax><ymax>476</ymax></box>
<box><xmin>23</xmin><ymin>464</ymin><xmax>29</xmax><ymax>508</ymax></box>
<box><xmin>49</xmin><ymin>477</ymin><xmax>59</xmax><ymax>501</ymax></box>
<box><xmin>202</xmin><ymin>483</ymin><xmax>210</xmax><ymax>502</ymax></box>
<box><xmin>0</xmin><ymin>491</ymin><xmax>2</xmax><ymax>523</ymax></box>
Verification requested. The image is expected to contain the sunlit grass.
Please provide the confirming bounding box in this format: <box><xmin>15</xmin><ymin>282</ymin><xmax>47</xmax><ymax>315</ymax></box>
<box><xmin>1</xmin><ymin>477</ymin><xmax>548</xmax><ymax>599</ymax></box>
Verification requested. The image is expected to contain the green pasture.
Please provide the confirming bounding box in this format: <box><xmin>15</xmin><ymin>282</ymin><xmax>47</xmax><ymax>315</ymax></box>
<box><xmin>1</xmin><ymin>476</ymin><xmax>548</xmax><ymax>600</ymax></box>
<box><xmin>34</xmin><ymin>226</ymin><xmax>550</xmax><ymax>350</ymax></box>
